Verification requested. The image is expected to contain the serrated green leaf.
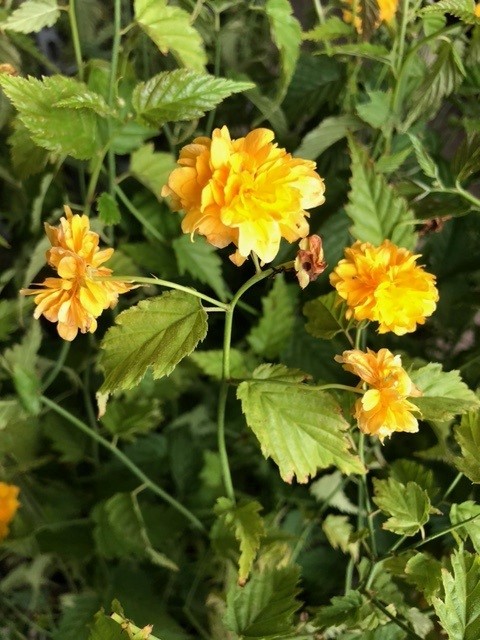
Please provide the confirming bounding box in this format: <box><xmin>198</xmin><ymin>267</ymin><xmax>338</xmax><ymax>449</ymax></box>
<box><xmin>310</xmin><ymin>470</ymin><xmax>358</xmax><ymax>514</ymax></box>
<box><xmin>322</xmin><ymin>514</ymin><xmax>358</xmax><ymax>559</ymax></box>
<box><xmin>390</xmin><ymin>459</ymin><xmax>439</xmax><ymax>500</ymax></box>
<box><xmin>0</xmin><ymin>299</ymin><xmax>18</xmax><ymax>342</ymax></box>
<box><xmin>237</xmin><ymin>364</ymin><xmax>365</xmax><ymax>483</ymax></box>
<box><xmin>8</xmin><ymin>120</ymin><xmax>49</xmax><ymax>178</ymax></box>
<box><xmin>214</xmin><ymin>497</ymin><xmax>265</xmax><ymax>583</ymax></box>
<box><xmin>408</xmin><ymin>134</ymin><xmax>439</xmax><ymax>180</ymax></box>
<box><xmin>224</xmin><ymin>566</ymin><xmax>301</xmax><ymax>638</ymax></box>
<box><xmin>356</xmin><ymin>90</ymin><xmax>393</xmax><ymax>129</ymax></box>
<box><xmin>432</xmin><ymin>550</ymin><xmax>480</xmax><ymax>640</ymax></box>
<box><xmin>450</xmin><ymin>501</ymin><xmax>480</xmax><ymax>553</ymax></box>
<box><xmin>134</xmin><ymin>0</ymin><xmax>207</xmax><ymax>71</ymax></box>
<box><xmin>346</xmin><ymin>137</ymin><xmax>417</xmax><ymax>249</ymax></box>
<box><xmin>422</xmin><ymin>0</ymin><xmax>480</xmax><ymax>25</ymax></box>
<box><xmin>452</xmin><ymin>133</ymin><xmax>480</xmax><ymax>182</ymax></box>
<box><xmin>246</xmin><ymin>275</ymin><xmax>296</xmax><ymax>360</ymax></box>
<box><xmin>98</xmin><ymin>292</ymin><xmax>208</xmax><ymax>400</ymax></box>
<box><xmin>53</xmin><ymin>593</ymin><xmax>101</xmax><ymax>640</ymax></box>
<box><xmin>173</xmin><ymin>235</ymin><xmax>229</xmax><ymax>302</ymax></box>
<box><xmin>376</xmin><ymin>146</ymin><xmax>412</xmax><ymax>174</ymax></box>
<box><xmin>404</xmin><ymin>552</ymin><xmax>443</xmax><ymax>605</ymax></box>
<box><xmin>93</xmin><ymin>494</ymin><xmax>142</xmax><ymax>559</ymax></box>
<box><xmin>42</xmin><ymin>413</ymin><xmax>89</xmax><ymax>464</ymax></box>
<box><xmin>88</xmin><ymin>612</ymin><xmax>128</xmax><ymax>640</ymax></box>
<box><xmin>409</xmin><ymin>363</ymin><xmax>480</xmax><ymax>420</ymax></box>
<box><xmin>130</xmin><ymin>144</ymin><xmax>175</xmax><ymax>200</ymax></box>
<box><xmin>403</xmin><ymin>41</ymin><xmax>465</xmax><ymax>130</ymax></box>
<box><xmin>303</xmin><ymin>17</ymin><xmax>353</xmax><ymax>41</ymax></box>
<box><xmin>373</xmin><ymin>478</ymin><xmax>433</xmax><ymax>536</ymax></box>
<box><xmin>315</xmin><ymin>591</ymin><xmax>364</xmax><ymax>630</ymax></box>
<box><xmin>295</xmin><ymin>114</ymin><xmax>362</xmax><ymax>160</ymax></box>
<box><xmin>101</xmin><ymin>395</ymin><xmax>163</xmax><ymax>440</ymax></box>
<box><xmin>453</xmin><ymin>410</ymin><xmax>480</xmax><ymax>483</ymax></box>
<box><xmin>97</xmin><ymin>192</ymin><xmax>121</xmax><ymax>226</ymax></box>
<box><xmin>0</xmin><ymin>75</ymin><xmax>112</xmax><ymax>159</ymax></box>
<box><xmin>1</xmin><ymin>0</ymin><xmax>60</xmax><ymax>34</ymax></box>
<box><xmin>303</xmin><ymin>291</ymin><xmax>353</xmax><ymax>340</ymax></box>
<box><xmin>329</xmin><ymin>42</ymin><xmax>392</xmax><ymax>63</ymax></box>
<box><xmin>132</xmin><ymin>69</ymin><xmax>253</xmax><ymax>126</ymax></box>
<box><xmin>2</xmin><ymin>323</ymin><xmax>42</xmax><ymax>415</ymax></box>
<box><xmin>265</xmin><ymin>0</ymin><xmax>301</xmax><ymax>98</ymax></box>
<box><xmin>190</xmin><ymin>349</ymin><xmax>253</xmax><ymax>380</ymax></box>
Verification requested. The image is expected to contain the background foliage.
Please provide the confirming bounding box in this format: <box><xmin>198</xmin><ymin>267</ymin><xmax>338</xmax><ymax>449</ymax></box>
<box><xmin>1</xmin><ymin>0</ymin><xmax>480</xmax><ymax>638</ymax></box>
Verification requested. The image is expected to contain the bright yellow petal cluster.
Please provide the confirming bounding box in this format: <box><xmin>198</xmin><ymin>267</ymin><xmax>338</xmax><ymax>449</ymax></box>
<box><xmin>161</xmin><ymin>126</ymin><xmax>326</xmax><ymax>266</ymax></box>
<box><xmin>0</xmin><ymin>483</ymin><xmax>20</xmax><ymax>541</ymax></box>
<box><xmin>475</xmin><ymin>2</ymin><xmax>480</xmax><ymax>17</ymax></box>
<box><xmin>336</xmin><ymin>348</ymin><xmax>421</xmax><ymax>441</ymax></box>
<box><xmin>21</xmin><ymin>206</ymin><xmax>132</xmax><ymax>341</ymax></box>
<box><xmin>330</xmin><ymin>240</ymin><xmax>438</xmax><ymax>335</ymax></box>
<box><xmin>343</xmin><ymin>0</ymin><xmax>398</xmax><ymax>32</ymax></box>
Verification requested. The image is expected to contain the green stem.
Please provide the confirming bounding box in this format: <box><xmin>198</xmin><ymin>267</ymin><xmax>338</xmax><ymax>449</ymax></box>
<box><xmin>442</xmin><ymin>471</ymin><xmax>463</xmax><ymax>501</ymax></box>
<box><xmin>205</xmin><ymin>9</ymin><xmax>221</xmax><ymax>135</ymax></box>
<box><xmin>368</xmin><ymin>595</ymin><xmax>423</xmax><ymax>640</ymax></box>
<box><xmin>85</xmin><ymin>151</ymin><xmax>107</xmax><ymax>213</ymax></box>
<box><xmin>68</xmin><ymin>0</ymin><xmax>84</xmax><ymax>80</ymax></box>
<box><xmin>217</xmin><ymin>261</ymin><xmax>294</xmax><ymax>502</ymax></box>
<box><xmin>40</xmin><ymin>396</ymin><xmax>206</xmax><ymax>532</ymax></box>
<box><xmin>93</xmin><ymin>274</ymin><xmax>228</xmax><ymax>310</ymax></box>
<box><xmin>312</xmin><ymin>0</ymin><xmax>332</xmax><ymax>55</ymax></box>
<box><xmin>359</xmin><ymin>433</ymin><xmax>377</xmax><ymax>558</ymax></box>
<box><xmin>115</xmin><ymin>185</ymin><xmax>166</xmax><ymax>244</ymax></box>
<box><xmin>394</xmin><ymin>0</ymin><xmax>410</xmax><ymax>75</ymax></box>
<box><xmin>107</xmin><ymin>0</ymin><xmax>122</xmax><ymax>200</ymax></box>
<box><xmin>41</xmin><ymin>341</ymin><xmax>70</xmax><ymax>392</ymax></box>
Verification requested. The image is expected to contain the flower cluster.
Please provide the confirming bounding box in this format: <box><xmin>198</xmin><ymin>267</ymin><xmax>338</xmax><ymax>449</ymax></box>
<box><xmin>162</xmin><ymin>126</ymin><xmax>325</xmax><ymax>266</ymax></box>
<box><xmin>0</xmin><ymin>483</ymin><xmax>20</xmax><ymax>541</ymax></box>
<box><xmin>336</xmin><ymin>349</ymin><xmax>421</xmax><ymax>441</ymax></box>
<box><xmin>343</xmin><ymin>0</ymin><xmax>398</xmax><ymax>33</ymax></box>
<box><xmin>21</xmin><ymin>206</ymin><xmax>132</xmax><ymax>341</ymax></box>
<box><xmin>330</xmin><ymin>240</ymin><xmax>438</xmax><ymax>335</ymax></box>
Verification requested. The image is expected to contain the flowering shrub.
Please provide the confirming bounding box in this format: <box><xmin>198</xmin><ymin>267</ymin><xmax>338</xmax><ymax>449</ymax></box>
<box><xmin>1</xmin><ymin>1</ymin><xmax>480</xmax><ymax>639</ymax></box>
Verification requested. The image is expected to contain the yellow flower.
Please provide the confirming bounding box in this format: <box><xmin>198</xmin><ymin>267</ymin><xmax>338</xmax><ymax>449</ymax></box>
<box><xmin>0</xmin><ymin>483</ymin><xmax>20</xmax><ymax>541</ymax></box>
<box><xmin>21</xmin><ymin>206</ymin><xmax>132</xmax><ymax>341</ymax></box>
<box><xmin>343</xmin><ymin>0</ymin><xmax>398</xmax><ymax>32</ymax></box>
<box><xmin>161</xmin><ymin>126</ymin><xmax>325</xmax><ymax>266</ymax></box>
<box><xmin>475</xmin><ymin>2</ymin><xmax>480</xmax><ymax>17</ymax></box>
<box><xmin>329</xmin><ymin>240</ymin><xmax>438</xmax><ymax>335</ymax></box>
<box><xmin>294</xmin><ymin>234</ymin><xmax>327</xmax><ymax>289</ymax></box>
<box><xmin>336</xmin><ymin>348</ymin><xmax>421</xmax><ymax>441</ymax></box>
<box><xmin>377</xmin><ymin>0</ymin><xmax>398</xmax><ymax>23</ymax></box>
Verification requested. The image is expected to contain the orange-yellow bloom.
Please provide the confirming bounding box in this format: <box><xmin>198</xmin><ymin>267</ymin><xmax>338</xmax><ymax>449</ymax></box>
<box><xmin>475</xmin><ymin>3</ymin><xmax>480</xmax><ymax>17</ymax></box>
<box><xmin>21</xmin><ymin>206</ymin><xmax>132</xmax><ymax>341</ymax></box>
<box><xmin>294</xmin><ymin>234</ymin><xmax>327</xmax><ymax>289</ymax></box>
<box><xmin>161</xmin><ymin>126</ymin><xmax>325</xmax><ymax>266</ymax></box>
<box><xmin>336</xmin><ymin>348</ymin><xmax>421</xmax><ymax>441</ymax></box>
<box><xmin>329</xmin><ymin>240</ymin><xmax>438</xmax><ymax>335</ymax></box>
<box><xmin>343</xmin><ymin>0</ymin><xmax>398</xmax><ymax>32</ymax></box>
<box><xmin>0</xmin><ymin>483</ymin><xmax>20</xmax><ymax>541</ymax></box>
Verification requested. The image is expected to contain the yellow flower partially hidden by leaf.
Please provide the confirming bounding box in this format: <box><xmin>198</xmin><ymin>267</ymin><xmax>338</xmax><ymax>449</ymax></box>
<box><xmin>475</xmin><ymin>2</ymin><xmax>480</xmax><ymax>17</ymax></box>
<box><xmin>343</xmin><ymin>0</ymin><xmax>398</xmax><ymax>33</ymax></box>
<box><xmin>0</xmin><ymin>482</ymin><xmax>20</xmax><ymax>541</ymax></box>
<box><xmin>330</xmin><ymin>240</ymin><xmax>438</xmax><ymax>335</ymax></box>
<box><xmin>162</xmin><ymin>126</ymin><xmax>325</xmax><ymax>266</ymax></box>
<box><xmin>21</xmin><ymin>206</ymin><xmax>133</xmax><ymax>341</ymax></box>
<box><xmin>336</xmin><ymin>348</ymin><xmax>421</xmax><ymax>441</ymax></box>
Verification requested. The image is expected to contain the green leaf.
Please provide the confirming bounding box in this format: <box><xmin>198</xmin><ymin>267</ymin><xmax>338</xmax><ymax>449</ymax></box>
<box><xmin>356</xmin><ymin>90</ymin><xmax>393</xmax><ymax>129</ymax></box>
<box><xmin>97</xmin><ymin>192</ymin><xmax>121</xmax><ymax>226</ymax></box>
<box><xmin>0</xmin><ymin>299</ymin><xmax>18</xmax><ymax>342</ymax></box>
<box><xmin>303</xmin><ymin>17</ymin><xmax>353</xmax><ymax>41</ymax></box>
<box><xmin>101</xmin><ymin>395</ymin><xmax>163</xmax><ymax>440</ymax></box>
<box><xmin>224</xmin><ymin>566</ymin><xmax>301</xmax><ymax>638</ymax></box>
<box><xmin>295</xmin><ymin>114</ymin><xmax>362</xmax><ymax>160</ymax></box>
<box><xmin>373</xmin><ymin>478</ymin><xmax>434</xmax><ymax>536</ymax></box>
<box><xmin>303</xmin><ymin>291</ymin><xmax>353</xmax><ymax>340</ymax></box>
<box><xmin>1</xmin><ymin>0</ymin><xmax>60</xmax><ymax>34</ymax></box>
<box><xmin>432</xmin><ymin>550</ymin><xmax>480</xmax><ymax>640</ymax></box>
<box><xmin>403</xmin><ymin>41</ymin><xmax>465</xmax><ymax>130</ymax></box>
<box><xmin>376</xmin><ymin>146</ymin><xmax>412</xmax><ymax>174</ymax></box>
<box><xmin>134</xmin><ymin>0</ymin><xmax>207</xmax><ymax>71</ymax></box>
<box><xmin>404</xmin><ymin>552</ymin><xmax>443</xmax><ymax>604</ymax></box>
<box><xmin>453</xmin><ymin>410</ymin><xmax>480</xmax><ymax>483</ymax></box>
<box><xmin>0</xmin><ymin>74</ymin><xmax>112</xmax><ymax>159</ymax></box>
<box><xmin>452</xmin><ymin>133</ymin><xmax>480</xmax><ymax>182</ymax></box>
<box><xmin>214</xmin><ymin>497</ymin><xmax>265</xmax><ymax>583</ymax></box>
<box><xmin>422</xmin><ymin>0</ymin><xmax>480</xmax><ymax>25</ymax></box>
<box><xmin>190</xmin><ymin>349</ymin><xmax>253</xmax><ymax>380</ymax></box>
<box><xmin>409</xmin><ymin>363</ymin><xmax>480</xmax><ymax>420</ymax></box>
<box><xmin>132</xmin><ymin>69</ymin><xmax>253</xmax><ymax>127</ymax></box>
<box><xmin>322</xmin><ymin>514</ymin><xmax>358</xmax><ymax>559</ymax></box>
<box><xmin>2</xmin><ymin>323</ymin><xmax>42</xmax><ymax>415</ymax></box>
<box><xmin>173</xmin><ymin>235</ymin><xmax>229</xmax><ymax>302</ymax></box>
<box><xmin>265</xmin><ymin>0</ymin><xmax>302</xmax><ymax>98</ymax></box>
<box><xmin>408</xmin><ymin>134</ymin><xmax>439</xmax><ymax>180</ymax></box>
<box><xmin>88</xmin><ymin>612</ymin><xmax>128</xmax><ymax>640</ymax></box>
<box><xmin>98</xmin><ymin>292</ymin><xmax>208</xmax><ymax>401</ymax></box>
<box><xmin>346</xmin><ymin>137</ymin><xmax>417</xmax><ymax>249</ymax></box>
<box><xmin>130</xmin><ymin>144</ymin><xmax>175</xmax><ymax>200</ymax></box>
<box><xmin>8</xmin><ymin>120</ymin><xmax>49</xmax><ymax>178</ymax></box>
<box><xmin>237</xmin><ymin>364</ymin><xmax>365</xmax><ymax>483</ymax></box>
<box><xmin>450</xmin><ymin>501</ymin><xmax>480</xmax><ymax>553</ymax></box>
<box><xmin>329</xmin><ymin>42</ymin><xmax>392</xmax><ymax>63</ymax></box>
<box><xmin>315</xmin><ymin>591</ymin><xmax>364</xmax><ymax>629</ymax></box>
<box><xmin>246</xmin><ymin>275</ymin><xmax>296</xmax><ymax>360</ymax></box>
<box><xmin>310</xmin><ymin>470</ymin><xmax>358</xmax><ymax>514</ymax></box>
<box><xmin>53</xmin><ymin>593</ymin><xmax>101</xmax><ymax>640</ymax></box>
<box><xmin>390</xmin><ymin>459</ymin><xmax>439</xmax><ymax>500</ymax></box>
